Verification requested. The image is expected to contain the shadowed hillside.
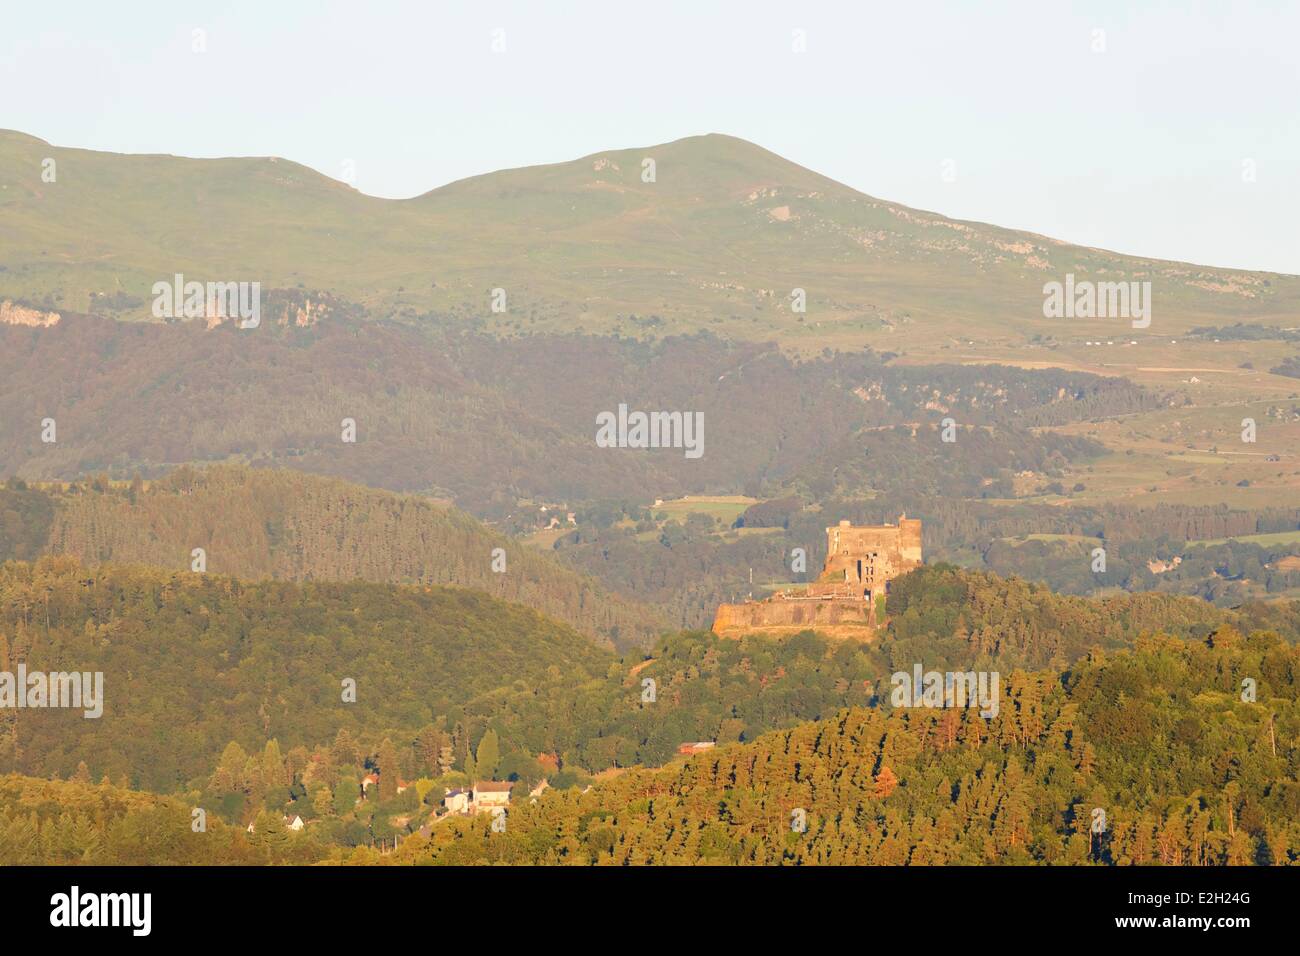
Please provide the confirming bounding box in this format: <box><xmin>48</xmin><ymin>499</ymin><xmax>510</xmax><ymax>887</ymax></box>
<box><xmin>0</xmin><ymin>314</ymin><xmax>1122</xmax><ymax>513</ymax></box>
<box><xmin>1</xmin><ymin>466</ymin><xmax>667</xmax><ymax>650</ymax></box>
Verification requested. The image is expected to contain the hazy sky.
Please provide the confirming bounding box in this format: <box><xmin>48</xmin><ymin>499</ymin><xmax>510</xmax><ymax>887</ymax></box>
<box><xmin>3</xmin><ymin>0</ymin><xmax>1297</xmax><ymax>273</ymax></box>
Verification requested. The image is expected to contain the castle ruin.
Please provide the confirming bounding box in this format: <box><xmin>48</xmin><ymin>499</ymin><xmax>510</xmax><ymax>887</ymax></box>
<box><xmin>711</xmin><ymin>516</ymin><xmax>922</xmax><ymax>635</ymax></box>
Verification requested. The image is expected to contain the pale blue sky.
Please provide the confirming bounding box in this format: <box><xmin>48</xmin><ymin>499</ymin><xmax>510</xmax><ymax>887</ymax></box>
<box><xmin>2</xmin><ymin>0</ymin><xmax>1296</xmax><ymax>273</ymax></box>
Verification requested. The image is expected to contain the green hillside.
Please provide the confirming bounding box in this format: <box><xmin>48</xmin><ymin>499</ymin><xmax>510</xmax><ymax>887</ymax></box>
<box><xmin>401</xmin><ymin>627</ymin><xmax>1300</xmax><ymax>865</ymax></box>
<box><xmin>6</xmin><ymin>556</ymin><xmax>1288</xmax><ymax>800</ymax></box>
<box><xmin>3</xmin><ymin>128</ymin><xmax>1296</xmax><ymax>350</ymax></box>
<box><xmin>0</xmin><ymin>773</ymin><xmax>323</xmax><ymax>865</ymax></box>
<box><xmin>7</xmin><ymin>615</ymin><xmax>1298</xmax><ymax>866</ymax></box>
<box><xmin>0</xmin><ymin>558</ymin><xmax>616</xmax><ymax>792</ymax></box>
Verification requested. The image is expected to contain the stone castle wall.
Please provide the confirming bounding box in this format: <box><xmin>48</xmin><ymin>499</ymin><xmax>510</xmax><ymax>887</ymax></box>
<box><xmin>712</xmin><ymin>515</ymin><xmax>921</xmax><ymax>636</ymax></box>
<box><xmin>712</xmin><ymin>598</ymin><xmax>873</xmax><ymax>631</ymax></box>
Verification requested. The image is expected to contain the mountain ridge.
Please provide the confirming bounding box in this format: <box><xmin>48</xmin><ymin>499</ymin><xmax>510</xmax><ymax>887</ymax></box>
<box><xmin>3</xmin><ymin>128</ymin><xmax>1294</xmax><ymax>350</ymax></box>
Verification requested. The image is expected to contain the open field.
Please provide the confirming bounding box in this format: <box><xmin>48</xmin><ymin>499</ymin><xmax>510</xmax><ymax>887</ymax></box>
<box><xmin>1005</xmin><ymin>533</ymin><xmax>1103</xmax><ymax>547</ymax></box>
<box><xmin>653</xmin><ymin>495</ymin><xmax>757</xmax><ymax>524</ymax></box>
<box><xmin>1193</xmin><ymin>529</ymin><xmax>1300</xmax><ymax>547</ymax></box>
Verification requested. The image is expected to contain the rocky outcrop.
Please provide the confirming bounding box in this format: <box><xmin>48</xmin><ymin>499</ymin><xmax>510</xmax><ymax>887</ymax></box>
<box><xmin>0</xmin><ymin>299</ymin><xmax>61</xmax><ymax>327</ymax></box>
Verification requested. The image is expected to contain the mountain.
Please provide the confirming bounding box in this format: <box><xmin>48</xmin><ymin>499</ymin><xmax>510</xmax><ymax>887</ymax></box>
<box><xmin>0</xmin><ymin>466</ymin><xmax>666</xmax><ymax>651</ymax></box>
<box><xmin>3</xmin><ymin>129</ymin><xmax>1296</xmax><ymax>350</ymax></box>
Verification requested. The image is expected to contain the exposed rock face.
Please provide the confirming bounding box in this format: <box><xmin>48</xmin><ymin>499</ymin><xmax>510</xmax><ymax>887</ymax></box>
<box><xmin>0</xmin><ymin>299</ymin><xmax>60</xmax><ymax>327</ymax></box>
<box><xmin>713</xmin><ymin>515</ymin><xmax>923</xmax><ymax>637</ymax></box>
<box><xmin>1147</xmin><ymin>556</ymin><xmax>1183</xmax><ymax>574</ymax></box>
<box><xmin>200</xmin><ymin>289</ymin><xmax>352</xmax><ymax>330</ymax></box>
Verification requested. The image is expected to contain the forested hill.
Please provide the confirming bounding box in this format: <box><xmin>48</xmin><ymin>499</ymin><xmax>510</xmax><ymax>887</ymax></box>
<box><xmin>882</xmin><ymin>563</ymin><xmax>1238</xmax><ymax>671</ymax></box>
<box><xmin>9</xmin><ymin>616</ymin><xmax>1296</xmax><ymax>866</ymax></box>
<box><xmin>548</xmin><ymin>563</ymin><xmax>1288</xmax><ymax>772</ymax></box>
<box><xmin>0</xmin><ymin>773</ymin><xmax>324</xmax><ymax>865</ymax></box>
<box><xmin>6</xmin><ymin>555</ymin><xmax>1286</xmax><ymax>800</ymax></box>
<box><xmin>402</xmin><ymin>628</ymin><xmax>1300</xmax><ymax>865</ymax></box>
<box><xmin>0</xmin><ymin>558</ymin><xmax>615</xmax><ymax>792</ymax></box>
<box><xmin>0</xmin><ymin>466</ymin><xmax>666</xmax><ymax>650</ymax></box>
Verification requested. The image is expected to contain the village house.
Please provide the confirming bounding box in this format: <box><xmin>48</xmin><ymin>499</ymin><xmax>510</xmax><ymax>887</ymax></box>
<box><xmin>443</xmin><ymin>788</ymin><xmax>471</xmax><ymax>814</ymax></box>
<box><xmin>442</xmin><ymin>781</ymin><xmax>513</xmax><ymax>815</ymax></box>
<box><xmin>1147</xmin><ymin>556</ymin><xmax>1183</xmax><ymax>575</ymax></box>
<box><xmin>247</xmin><ymin>814</ymin><xmax>305</xmax><ymax>834</ymax></box>
<box><xmin>471</xmin><ymin>781</ymin><xmax>513</xmax><ymax>812</ymax></box>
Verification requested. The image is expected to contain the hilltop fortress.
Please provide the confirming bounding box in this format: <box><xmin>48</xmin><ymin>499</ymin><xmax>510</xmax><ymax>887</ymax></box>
<box><xmin>712</xmin><ymin>516</ymin><xmax>922</xmax><ymax>636</ymax></box>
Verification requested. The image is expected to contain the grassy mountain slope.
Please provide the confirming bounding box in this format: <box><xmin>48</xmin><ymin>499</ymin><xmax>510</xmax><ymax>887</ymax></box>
<box><xmin>3</xmin><ymin>129</ymin><xmax>1296</xmax><ymax>349</ymax></box>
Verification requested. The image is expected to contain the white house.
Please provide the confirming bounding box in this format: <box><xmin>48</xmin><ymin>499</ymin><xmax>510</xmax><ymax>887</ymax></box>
<box><xmin>443</xmin><ymin>788</ymin><xmax>471</xmax><ymax>815</ymax></box>
<box><xmin>471</xmin><ymin>781</ymin><xmax>512</xmax><ymax>812</ymax></box>
<box><xmin>284</xmin><ymin>814</ymin><xmax>305</xmax><ymax>832</ymax></box>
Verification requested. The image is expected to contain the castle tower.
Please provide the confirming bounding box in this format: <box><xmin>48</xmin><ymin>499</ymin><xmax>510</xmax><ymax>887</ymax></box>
<box><xmin>897</xmin><ymin>514</ymin><xmax>923</xmax><ymax>565</ymax></box>
<box><xmin>818</xmin><ymin>516</ymin><xmax>922</xmax><ymax>602</ymax></box>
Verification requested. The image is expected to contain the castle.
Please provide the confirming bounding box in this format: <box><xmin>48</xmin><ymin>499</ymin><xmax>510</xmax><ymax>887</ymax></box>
<box><xmin>712</xmin><ymin>516</ymin><xmax>922</xmax><ymax>635</ymax></box>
